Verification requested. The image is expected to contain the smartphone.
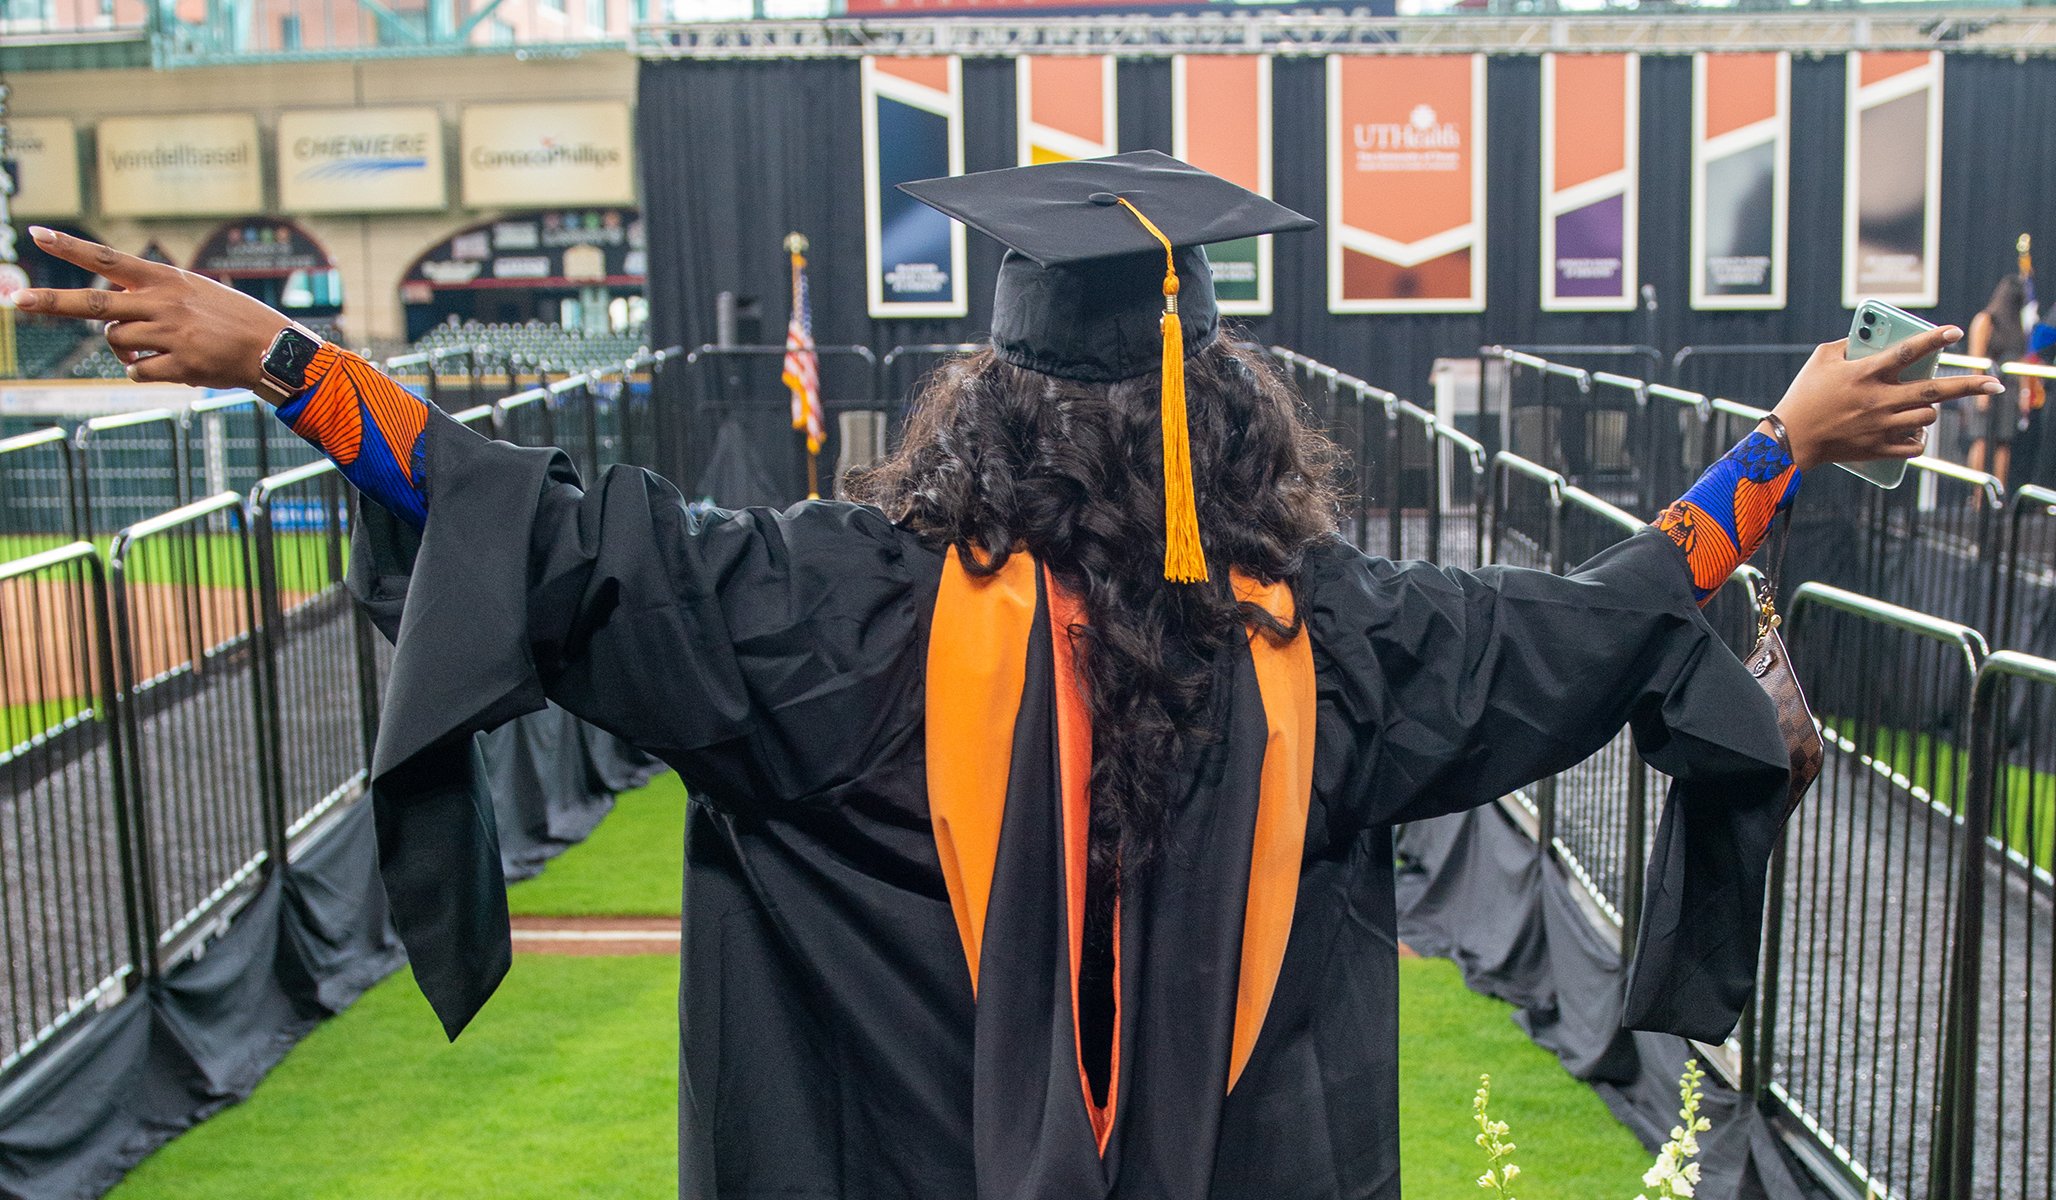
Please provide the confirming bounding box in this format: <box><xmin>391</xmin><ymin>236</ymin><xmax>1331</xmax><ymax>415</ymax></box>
<box><xmin>1840</xmin><ymin>299</ymin><xmax>1940</xmax><ymax>489</ymax></box>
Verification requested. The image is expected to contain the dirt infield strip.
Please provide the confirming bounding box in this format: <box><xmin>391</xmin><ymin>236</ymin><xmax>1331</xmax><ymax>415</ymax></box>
<box><xmin>510</xmin><ymin>916</ymin><xmax>680</xmax><ymax>956</ymax></box>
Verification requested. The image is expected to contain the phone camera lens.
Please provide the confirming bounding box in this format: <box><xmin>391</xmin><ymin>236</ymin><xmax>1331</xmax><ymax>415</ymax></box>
<box><xmin>1859</xmin><ymin>327</ymin><xmax>1872</xmax><ymax>340</ymax></box>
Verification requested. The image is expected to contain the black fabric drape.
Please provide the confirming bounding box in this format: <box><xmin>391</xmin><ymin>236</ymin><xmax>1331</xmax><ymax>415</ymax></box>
<box><xmin>0</xmin><ymin>801</ymin><xmax>404</xmax><ymax>1200</ymax></box>
<box><xmin>640</xmin><ymin>52</ymin><xmax>2056</xmax><ymax>467</ymax></box>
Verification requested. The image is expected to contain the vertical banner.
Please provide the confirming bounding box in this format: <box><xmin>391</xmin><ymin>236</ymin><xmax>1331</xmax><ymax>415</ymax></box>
<box><xmin>1844</xmin><ymin>51</ymin><xmax>1943</xmax><ymax>309</ymax></box>
<box><xmin>1327</xmin><ymin>54</ymin><xmax>1486</xmax><ymax>314</ymax></box>
<box><xmin>862</xmin><ymin>56</ymin><xmax>968</xmax><ymax>319</ymax></box>
<box><xmin>1017</xmin><ymin>57</ymin><xmax>1118</xmax><ymax>165</ymax></box>
<box><xmin>1173</xmin><ymin>55</ymin><xmax>1274</xmax><ymax>316</ymax></box>
<box><xmin>1541</xmin><ymin>53</ymin><xmax>1639</xmax><ymax>312</ymax></box>
<box><xmin>1691</xmin><ymin>52</ymin><xmax>1790</xmax><ymax>310</ymax></box>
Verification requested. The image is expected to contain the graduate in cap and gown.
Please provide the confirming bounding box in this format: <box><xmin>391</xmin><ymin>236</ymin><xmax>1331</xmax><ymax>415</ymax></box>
<box><xmin>17</xmin><ymin>152</ymin><xmax>1995</xmax><ymax>1198</ymax></box>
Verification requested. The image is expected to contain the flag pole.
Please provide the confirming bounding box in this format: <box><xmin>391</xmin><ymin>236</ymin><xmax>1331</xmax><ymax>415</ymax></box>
<box><xmin>784</xmin><ymin>232</ymin><xmax>821</xmax><ymax>500</ymax></box>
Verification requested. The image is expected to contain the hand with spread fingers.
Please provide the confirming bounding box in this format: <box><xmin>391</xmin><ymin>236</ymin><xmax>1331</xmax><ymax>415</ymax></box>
<box><xmin>10</xmin><ymin>225</ymin><xmax>292</xmax><ymax>393</ymax></box>
<box><xmin>1770</xmin><ymin>329</ymin><xmax>2003</xmax><ymax>471</ymax></box>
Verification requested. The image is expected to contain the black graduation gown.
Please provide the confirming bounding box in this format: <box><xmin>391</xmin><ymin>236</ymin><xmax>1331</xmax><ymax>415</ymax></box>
<box><xmin>348</xmin><ymin>412</ymin><xmax>1790</xmax><ymax>1200</ymax></box>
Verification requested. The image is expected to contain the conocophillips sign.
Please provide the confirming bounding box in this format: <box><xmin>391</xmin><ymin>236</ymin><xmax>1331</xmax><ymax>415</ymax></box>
<box><xmin>278</xmin><ymin>107</ymin><xmax>447</xmax><ymax>214</ymax></box>
<box><xmin>459</xmin><ymin>101</ymin><xmax>634</xmax><ymax>209</ymax></box>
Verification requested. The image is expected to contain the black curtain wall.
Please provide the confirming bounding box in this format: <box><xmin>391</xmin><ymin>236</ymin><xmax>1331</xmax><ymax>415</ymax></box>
<box><xmin>640</xmin><ymin>52</ymin><xmax>2056</xmax><ymax>444</ymax></box>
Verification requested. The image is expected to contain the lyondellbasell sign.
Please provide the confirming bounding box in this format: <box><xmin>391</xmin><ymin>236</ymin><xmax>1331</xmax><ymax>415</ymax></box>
<box><xmin>459</xmin><ymin>102</ymin><xmax>634</xmax><ymax>209</ymax></box>
<box><xmin>96</xmin><ymin>114</ymin><xmax>262</xmax><ymax>218</ymax></box>
<box><xmin>278</xmin><ymin>107</ymin><xmax>447</xmax><ymax>214</ymax></box>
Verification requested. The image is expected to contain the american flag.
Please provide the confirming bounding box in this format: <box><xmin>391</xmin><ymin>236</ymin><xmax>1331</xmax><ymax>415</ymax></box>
<box><xmin>782</xmin><ymin>236</ymin><xmax>824</xmax><ymax>455</ymax></box>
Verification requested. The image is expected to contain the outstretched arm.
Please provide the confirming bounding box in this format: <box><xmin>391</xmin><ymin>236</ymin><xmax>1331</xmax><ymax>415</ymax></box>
<box><xmin>1652</xmin><ymin>329</ymin><xmax>1999</xmax><ymax>604</ymax></box>
<box><xmin>13</xmin><ymin>226</ymin><xmax>432</xmax><ymax>526</ymax></box>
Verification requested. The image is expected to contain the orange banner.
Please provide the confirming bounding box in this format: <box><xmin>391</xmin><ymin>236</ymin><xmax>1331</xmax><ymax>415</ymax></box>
<box><xmin>1173</xmin><ymin>55</ymin><xmax>1273</xmax><ymax>316</ymax></box>
<box><xmin>1541</xmin><ymin>53</ymin><xmax>1639</xmax><ymax>313</ymax></box>
<box><xmin>1017</xmin><ymin>57</ymin><xmax>1117</xmax><ymax>166</ymax></box>
<box><xmin>1691</xmin><ymin>52</ymin><xmax>1790</xmax><ymax>311</ymax></box>
<box><xmin>1843</xmin><ymin>51</ymin><xmax>1943</xmax><ymax>309</ymax></box>
<box><xmin>1326</xmin><ymin>54</ymin><xmax>1485</xmax><ymax>314</ymax></box>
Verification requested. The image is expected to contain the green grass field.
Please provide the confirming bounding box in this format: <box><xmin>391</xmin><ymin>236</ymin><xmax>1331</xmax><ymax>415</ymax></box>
<box><xmin>0</xmin><ymin>533</ymin><xmax>337</xmax><ymax>592</ymax></box>
<box><xmin>104</xmin><ymin>772</ymin><xmax>1656</xmax><ymax>1198</ymax></box>
<box><xmin>1</xmin><ymin>697</ymin><xmax>93</xmax><ymax>749</ymax></box>
<box><xmin>506</xmin><ymin>775</ymin><xmax>687</xmax><ymax>918</ymax></box>
<box><xmin>1838</xmin><ymin>720</ymin><xmax>2056</xmax><ymax>872</ymax></box>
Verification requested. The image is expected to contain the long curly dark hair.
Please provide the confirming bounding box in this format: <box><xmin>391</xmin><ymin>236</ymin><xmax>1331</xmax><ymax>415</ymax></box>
<box><xmin>846</xmin><ymin>336</ymin><xmax>1342</xmax><ymax>882</ymax></box>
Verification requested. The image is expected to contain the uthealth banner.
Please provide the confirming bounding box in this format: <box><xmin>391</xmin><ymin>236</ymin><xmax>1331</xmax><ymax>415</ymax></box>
<box><xmin>1017</xmin><ymin>57</ymin><xmax>1117</xmax><ymax>165</ymax></box>
<box><xmin>1691</xmin><ymin>52</ymin><xmax>1790</xmax><ymax>310</ymax></box>
<box><xmin>1174</xmin><ymin>55</ymin><xmax>1274</xmax><ymax>317</ymax></box>
<box><xmin>1541</xmin><ymin>53</ymin><xmax>1639</xmax><ymax>313</ymax></box>
<box><xmin>1844</xmin><ymin>51</ymin><xmax>1943</xmax><ymax>309</ymax></box>
<box><xmin>862</xmin><ymin>56</ymin><xmax>968</xmax><ymax>319</ymax></box>
<box><xmin>1326</xmin><ymin>54</ymin><xmax>1486</xmax><ymax>314</ymax></box>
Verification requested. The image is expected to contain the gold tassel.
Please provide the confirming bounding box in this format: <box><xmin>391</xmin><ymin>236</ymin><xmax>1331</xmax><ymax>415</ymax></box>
<box><xmin>1114</xmin><ymin>198</ymin><xmax>1208</xmax><ymax>584</ymax></box>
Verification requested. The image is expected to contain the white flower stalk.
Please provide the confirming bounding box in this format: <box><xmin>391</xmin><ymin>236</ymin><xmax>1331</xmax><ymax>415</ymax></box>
<box><xmin>1635</xmin><ymin>1059</ymin><xmax>1713</xmax><ymax>1200</ymax></box>
<box><xmin>1471</xmin><ymin>1074</ymin><xmax>1521</xmax><ymax>1200</ymax></box>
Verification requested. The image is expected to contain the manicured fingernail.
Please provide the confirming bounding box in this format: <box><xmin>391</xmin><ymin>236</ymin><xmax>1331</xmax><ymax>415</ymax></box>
<box><xmin>1943</xmin><ymin>326</ymin><xmax>1964</xmax><ymax>341</ymax></box>
<box><xmin>1982</xmin><ymin>380</ymin><xmax>2005</xmax><ymax>394</ymax></box>
<box><xmin>27</xmin><ymin>225</ymin><xmax>53</xmax><ymax>244</ymax></box>
<box><xmin>11</xmin><ymin>290</ymin><xmax>37</xmax><ymax>310</ymax></box>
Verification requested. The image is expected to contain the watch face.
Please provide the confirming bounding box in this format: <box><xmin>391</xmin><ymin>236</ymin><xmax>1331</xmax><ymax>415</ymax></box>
<box><xmin>264</xmin><ymin>327</ymin><xmax>322</xmax><ymax>391</ymax></box>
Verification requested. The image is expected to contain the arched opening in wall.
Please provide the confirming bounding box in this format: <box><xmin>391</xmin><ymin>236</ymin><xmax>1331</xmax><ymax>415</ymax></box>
<box><xmin>189</xmin><ymin>217</ymin><xmax>345</xmax><ymax>339</ymax></box>
<box><xmin>398</xmin><ymin>208</ymin><xmax>646</xmax><ymax>369</ymax></box>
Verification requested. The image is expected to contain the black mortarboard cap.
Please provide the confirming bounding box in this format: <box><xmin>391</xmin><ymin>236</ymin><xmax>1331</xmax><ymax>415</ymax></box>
<box><xmin>899</xmin><ymin>150</ymin><xmax>1316</xmax><ymax>583</ymax></box>
<box><xmin>898</xmin><ymin>150</ymin><xmax>1315</xmax><ymax>385</ymax></box>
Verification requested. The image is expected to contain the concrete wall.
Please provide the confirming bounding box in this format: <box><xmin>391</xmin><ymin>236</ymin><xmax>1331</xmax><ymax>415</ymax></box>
<box><xmin>10</xmin><ymin>50</ymin><xmax>638</xmax><ymax>343</ymax></box>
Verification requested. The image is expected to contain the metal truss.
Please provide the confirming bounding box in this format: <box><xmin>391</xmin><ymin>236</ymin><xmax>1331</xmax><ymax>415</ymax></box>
<box><xmin>635</xmin><ymin>8</ymin><xmax>2056</xmax><ymax>60</ymax></box>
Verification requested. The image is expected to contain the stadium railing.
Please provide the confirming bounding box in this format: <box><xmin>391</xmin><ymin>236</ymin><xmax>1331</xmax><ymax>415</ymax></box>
<box><xmin>0</xmin><ymin>426</ymin><xmax>84</xmax><ymax>545</ymax></box>
<box><xmin>247</xmin><ymin>460</ymin><xmax>382</xmax><ymax>842</ymax></box>
<box><xmin>107</xmin><ymin>491</ymin><xmax>273</xmax><ymax>977</ymax></box>
<box><xmin>74</xmin><ymin>408</ymin><xmax>188</xmax><ymax>536</ymax></box>
<box><xmin>1936</xmin><ymin>649</ymin><xmax>2056</xmax><ymax>1200</ymax></box>
<box><xmin>0</xmin><ymin>542</ymin><xmax>140</xmax><ymax>1076</ymax></box>
<box><xmin>1760</xmin><ymin>584</ymin><xmax>1986</xmax><ymax>1200</ymax></box>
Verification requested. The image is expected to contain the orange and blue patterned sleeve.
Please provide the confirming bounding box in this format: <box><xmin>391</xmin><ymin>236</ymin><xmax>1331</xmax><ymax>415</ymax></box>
<box><xmin>1653</xmin><ymin>429</ymin><xmax>1801</xmax><ymax>605</ymax></box>
<box><xmin>273</xmin><ymin>344</ymin><xmax>431</xmax><ymax>528</ymax></box>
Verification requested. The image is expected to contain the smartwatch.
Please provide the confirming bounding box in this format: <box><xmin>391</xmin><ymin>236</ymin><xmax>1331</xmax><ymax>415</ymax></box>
<box><xmin>255</xmin><ymin>322</ymin><xmax>325</xmax><ymax>403</ymax></box>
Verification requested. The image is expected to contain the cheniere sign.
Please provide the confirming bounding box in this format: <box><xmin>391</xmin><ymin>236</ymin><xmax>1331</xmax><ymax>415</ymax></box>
<box><xmin>278</xmin><ymin>107</ymin><xmax>447</xmax><ymax>214</ymax></box>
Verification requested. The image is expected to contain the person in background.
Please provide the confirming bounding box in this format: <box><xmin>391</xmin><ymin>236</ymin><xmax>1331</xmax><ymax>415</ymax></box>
<box><xmin>1966</xmin><ymin>275</ymin><xmax>2031</xmax><ymax>485</ymax></box>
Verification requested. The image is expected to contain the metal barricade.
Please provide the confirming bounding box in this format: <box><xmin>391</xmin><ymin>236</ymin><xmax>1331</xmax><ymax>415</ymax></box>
<box><xmin>0</xmin><ymin>426</ymin><xmax>83</xmax><ymax>549</ymax></box>
<box><xmin>1388</xmin><ymin>400</ymin><xmax>1438</xmax><ymax>562</ymax></box>
<box><xmin>0</xmin><ymin>542</ymin><xmax>139</xmax><ymax>1074</ymax></box>
<box><xmin>248</xmin><ymin>462</ymin><xmax>379</xmax><ymax>841</ymax></box>
<box><xmin>180</xmin><ymin>392</ymin><xmax>322</xmax><ymax>504</ymax></box>
<box><xmin>1999</xmin><ymin>484</ymin><xmax>2056</xmax><ymax>653</ymax></box>
<box><xmin>1489</xmin><ymin>451</ymin><xmax>1562</xmax><ymax>573</ymax></box>
<box><xmin>1671</xmin><ymin>343</ymin><xmax>1815</xmax><ymax>404</ymax></box>
<box><xmin>680</xmin><ymin>343</ymin><xmax>881</xmax><ymax>503</ymax></box>
<box><xmin>1759</xmin><ymin>584</ymin><xmax>1987</xmax><ymax>1200</ymax></box>
<box><xmin>1433</xmin><ymin>423</ymin><xmax>1489</xmax><ymax>570</ymax></box>
<box><xmin>74</xmin><ymin>408</ymin><xmax>186</xmax><ymax>536</ymax></box>
<box><xmin>107</xmin><ymin>492</ymin><xmax>273</xmax><ymax>976</ymax></box>
<box><xmin>1934</xmin><ymin>649</ymin><xmax>2056</xmax><ymax>1200</ymax></box>
<box><xmin>495</xmin><ymin>386</ymin><xmax>556</xmax><ymax>451</ymax></box>
<box><xmin>1548</xmin><ymin>487</ymin><xmax>1662</xmax><ymax>938</ymax></box>
<box><xmin>882</xmin><ymin>342</ymin><xmax>985</xmax><ymax>404</ymax></box>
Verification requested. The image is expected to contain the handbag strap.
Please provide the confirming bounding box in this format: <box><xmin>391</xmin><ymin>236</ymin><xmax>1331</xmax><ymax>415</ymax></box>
<box><xmin>1755</xmin><ymin>414</ymin><xmax>1798</xmax><ymax>637</ymax></box>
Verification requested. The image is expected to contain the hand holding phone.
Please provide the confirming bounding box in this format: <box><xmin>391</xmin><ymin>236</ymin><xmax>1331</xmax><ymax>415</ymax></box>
<box><xmin>1839</xmin><ymin>301</ymin><xmax>1941</xmax><ymax>489</ymax></box>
